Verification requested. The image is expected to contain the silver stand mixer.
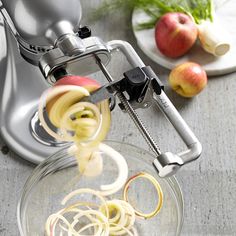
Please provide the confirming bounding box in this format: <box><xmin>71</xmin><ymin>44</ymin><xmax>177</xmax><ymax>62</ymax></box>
<box><xmin>0</xmin><ymin>0</ymin><xmax>202</xmax><ymax>177</ymax></box>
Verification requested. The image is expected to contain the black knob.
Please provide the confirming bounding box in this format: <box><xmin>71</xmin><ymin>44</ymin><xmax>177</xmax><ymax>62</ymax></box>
<box><xmin>78</xmin><ymin>26</ymin><xmax>92</xmax><ymax>39</ymax></box>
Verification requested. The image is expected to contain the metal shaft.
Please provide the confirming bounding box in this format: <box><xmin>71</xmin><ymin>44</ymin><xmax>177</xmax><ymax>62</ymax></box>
<box><xmin>96</xmin><ymin>57</ymin><xmax>162</xmax><ymax>156</ymax></box>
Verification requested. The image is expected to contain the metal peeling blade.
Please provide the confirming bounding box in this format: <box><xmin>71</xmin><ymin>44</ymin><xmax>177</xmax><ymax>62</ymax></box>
<box><xmin>83</xmin><ymin>86</ymin><xmax>113</xmax><ymax>104</ymax></box>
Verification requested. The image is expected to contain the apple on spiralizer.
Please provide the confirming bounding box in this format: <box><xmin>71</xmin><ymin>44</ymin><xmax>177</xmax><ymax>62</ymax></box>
<box><xmin>155</xmin><ymin>12</ymin><xmax>198</xmax><ymax>58</ymax></box>
<box><xmin>54</xmin><ymin>75</ymin><xmax>100</xmax><ymax>91</ymax></box>
<box><xmin>46</xmin><ymin>75</ymin><xmax>100</xmax><ymax>114</ymax></box>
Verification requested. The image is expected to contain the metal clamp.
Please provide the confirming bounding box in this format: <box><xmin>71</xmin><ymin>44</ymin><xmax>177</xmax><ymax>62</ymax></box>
<box><xmin>39</xmin><ymin>36</ymin><xmax>111</xmax><ymax>84</ymax></box>
<box><xmin>85</xmin><ymin>65</ymin><xmax>163</xmax><ymax>110</ymax></box>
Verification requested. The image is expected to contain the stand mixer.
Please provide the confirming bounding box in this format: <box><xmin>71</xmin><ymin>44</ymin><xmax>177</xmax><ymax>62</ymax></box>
<box><xmin>0</xmin><ymin>0</ymin><xmax>202</xmax><ymax>177</ymax></box>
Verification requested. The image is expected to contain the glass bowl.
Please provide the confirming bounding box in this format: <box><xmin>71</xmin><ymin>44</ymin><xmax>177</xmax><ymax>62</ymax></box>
<box><xmin>17</xmin><ymin>141</ymin><xmax>184</xmax><ymax>236</ymax></box>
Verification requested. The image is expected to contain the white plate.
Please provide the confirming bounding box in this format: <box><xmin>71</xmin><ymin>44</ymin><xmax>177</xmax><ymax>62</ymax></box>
<box><xmin>132</xmin><ymin>0</ymin><xmax>236</xmax><ymax>76</ymax></box>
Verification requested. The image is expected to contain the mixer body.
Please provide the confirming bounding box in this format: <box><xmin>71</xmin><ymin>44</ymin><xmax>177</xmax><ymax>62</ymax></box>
<box><xmin>0</xmin><ymin>15</ymin><xmax>63</xmax><ymax>162</ymax></box>
<box><xmin>0</xmin><ymin>0</ymin><xmax>101</xmax><ymax>162</ymax></box>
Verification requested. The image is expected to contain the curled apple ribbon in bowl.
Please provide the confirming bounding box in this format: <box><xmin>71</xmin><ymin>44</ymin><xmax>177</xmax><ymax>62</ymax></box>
<box><xmin>38</xmin><ymin>75</ymin><xmax>128</xmax><ymax>196</ymax></box>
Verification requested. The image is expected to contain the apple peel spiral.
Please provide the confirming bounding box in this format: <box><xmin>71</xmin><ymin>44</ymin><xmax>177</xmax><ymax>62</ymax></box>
<box><xmin>38</xmin><ymin>76</ymin><xmax>127</xmax><ymax>194</ymax></box>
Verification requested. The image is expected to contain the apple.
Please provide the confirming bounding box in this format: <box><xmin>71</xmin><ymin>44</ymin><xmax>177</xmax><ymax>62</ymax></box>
<box><xmin>55</xmin><ymin>75</ymin><xmax>100</xmax><ymax>92</ymax></box>
<box><xmin>155</xmin><ymin>12</ymin><xmax>198</xmax><ymax>58</ymax></box>
<box><xmin>168</xmin><ymin>62</ymin><xmax>207</xmax><ymax>97</ymax></box>
<box><xmin>46</xmin><ymin>75</ymin><xmax>100</xmax><ymax>112</ymax></box>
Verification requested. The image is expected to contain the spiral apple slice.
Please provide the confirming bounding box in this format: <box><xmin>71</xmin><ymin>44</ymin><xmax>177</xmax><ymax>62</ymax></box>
<box><xmin>39</xmin><ymin>75</ymin><xmax>110</xmax><ymax>172</ymax></box>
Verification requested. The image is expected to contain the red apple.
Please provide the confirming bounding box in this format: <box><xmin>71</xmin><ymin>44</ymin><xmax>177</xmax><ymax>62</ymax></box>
<box><xmin>168</xmin><ymin>62</ymin><xmax>207</xmax><ymax>97</ymax></box>
<box><xmin>55</xmin><ymin>75</ymin><xmax>100</xmax><ymax>92</ymax></box>
<box><xmin>155</xmin><ymin>13</ymin><xmax>197</xmax><ymax>58</ymax></box>
<box><xmin>47</xmin><ymin>75</ymin><xmax>100</xmax><ymax>112</ymax></box>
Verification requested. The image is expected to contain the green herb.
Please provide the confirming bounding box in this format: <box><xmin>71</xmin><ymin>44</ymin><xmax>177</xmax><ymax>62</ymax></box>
<box><xmin>92</xmin><ymin>0</ymin><xmax>214</xmax><ymax>30</ymax></box>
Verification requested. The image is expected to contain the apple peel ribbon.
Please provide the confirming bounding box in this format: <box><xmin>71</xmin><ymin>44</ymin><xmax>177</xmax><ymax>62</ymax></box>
<box><xmin>38</xmin><ymin>85</ymin><xmax>90</xmax><ymax>142</ymax></box>
<box><xmin>68</xmin><ymin>143</ymin><xmax>128</xmax><ymax>197</ymax></box>
<box><xmin>45</xmin><ymin>172</ymin><xmax>163</xmax><ymax>235</ymax></box>
<box><xmin>123</xmin><ymin>172</ymin><xmax>163</xmax><ymax>219</ymax></box>
<box><xmin>38</xmin><ymin>81</ymin><xmax>129</xmax><ymax>198</ymax></box>
<box><xmin>38</xmin><ymin>83</ymin><xmax>112</xmax><ymax>175</ymax></box>
<box><xmin>45</xmin><ymin>188</ymin><xmax>138</xmax><ymax>236</ymax></box>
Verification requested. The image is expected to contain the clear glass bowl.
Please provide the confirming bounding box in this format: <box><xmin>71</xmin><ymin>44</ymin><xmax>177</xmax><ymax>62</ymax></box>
<box><xmin>17</xmin><ymin>141</ymin><xmax>184</xmax><ymax>236</ymax></box>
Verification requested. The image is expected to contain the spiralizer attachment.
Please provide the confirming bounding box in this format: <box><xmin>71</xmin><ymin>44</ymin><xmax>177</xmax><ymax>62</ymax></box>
<box><xmin>0</xmin><ymin>0</ymin><xmax>201</xmax><ymax>177</ymax></box>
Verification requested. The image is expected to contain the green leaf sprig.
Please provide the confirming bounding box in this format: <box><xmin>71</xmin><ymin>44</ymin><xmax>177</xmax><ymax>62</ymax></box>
<box><xmin>92</xmin><ymin>0</ymin><xmax>214</xmax><ymax>30</ymax></box>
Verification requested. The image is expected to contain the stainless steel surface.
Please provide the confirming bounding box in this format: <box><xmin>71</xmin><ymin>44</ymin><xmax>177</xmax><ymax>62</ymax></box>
<box><xmin>153</xmin><ymin>152</ymin><xmax>183</xmax><ymax>177</ymax></box>
<box><xmin>0</xmin><ymin>0</ymin><xmax>83</xmax><ymax>64</ymax></box>
<box><xmin>153</xmin><ymin>92</ymin><xmax>202</xmax><ymax>164</ymax></box>
<box><xmin>30</xmin><ymin>111</ymin><xmax>67</xmax><ymax>147</ymax></box>
<box><xmin>0</xmin><ymin>17</ymin><xmax>111</xmax><ymax>162</ymax></box>
<box><xmin>0</xmin><ymin>16</ymin><xmax>64</xmax><ymax>163</ymax></box>
<box><xmin>108</xmin><ymin>40</ymin><xmax>146</xmax><ymax>68</ymax></box>
<box><xmin>39</xmin><ymin>36</ymin><xmax>111</xmax><ymax>83</ymax></box>
<box><xmin>55</xmin><ymin>33</ymin><xmax>85</xmax><ymax>56</ymax></box>
<box><xmin>83</xmin><ymin>85</ymin><xmax>114</xmax><ymax>104</ymax></box>
<box><xmin>0</xmin><ymin>11</ymin><xmax>110</xmax><ymax>163</ymax></box>
<box><xmin>1</xmin><ymin>0</ymin><xmax>82</xmax><ymax>45</ymax></box>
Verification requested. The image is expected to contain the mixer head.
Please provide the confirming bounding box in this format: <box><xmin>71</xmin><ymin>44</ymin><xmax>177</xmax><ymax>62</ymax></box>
<box><xmin>0</xmin><ymin>0</ymin><xmax>85</xmax><ymax>64</ymax></box>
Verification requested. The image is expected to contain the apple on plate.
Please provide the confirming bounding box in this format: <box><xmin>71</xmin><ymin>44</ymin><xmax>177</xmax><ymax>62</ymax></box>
<box><xmin>168</xmin><ymin>62</ymin><xmax>207</xmax><ymax>98</ymax></box>
<box><xmin>155</xmin><ymin>12</ymin><xmax>198</xmax><ymax>58</ymax></box>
